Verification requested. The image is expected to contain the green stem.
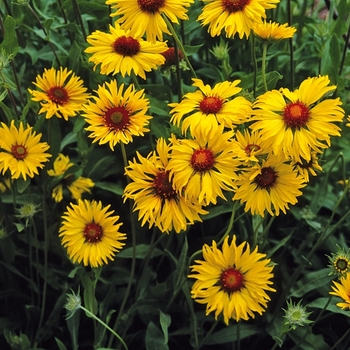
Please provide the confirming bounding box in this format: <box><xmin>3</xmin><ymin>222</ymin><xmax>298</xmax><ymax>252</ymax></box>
<box><xmin>162</xmin><ymin>15</ymin><xmax>197</xmax><ymax>78</ymax></box>
<box><xmin>261</xmin><ymin>42</ymin><xmax>269</xmax><ymax>92</ymax></box>
<box><xmin>339</xmin><ymin>20</ymin><xmax>350</xmax><ymax>75</ymax></box>
<box><xmin>287</xmin><ymin>0</ymin><xmax>294</xmax><ymax>89</ymax></box>
<box><xmin>195</xmin><ymin>320</ymin><xmax>219</xmax><ymax>350</ymax></box>
<box><xmin>71</xmin><ymin>0</ymin><xmax>87</xmax><ymax>40</ymax></box>
<box><xmin>329</xmin><ymin>327</ymin><xmax>350</xmax><ymax>350</ymax></box>
<box><xmin>250</xmin><ymin>34</ymin><xmax>258</xmax><ymax>97</ymax></box>
<box><xmin>80</xmin><ymin>305</ymin><xmax>128</xmax><ymax>350</ymax></box>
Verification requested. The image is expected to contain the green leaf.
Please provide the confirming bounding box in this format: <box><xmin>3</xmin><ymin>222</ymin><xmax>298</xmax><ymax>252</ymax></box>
<box><xmin>145</xmin><ymin>321</ymin><xmax>169</xmax><ymax>350</ymax></box>
<box><xmin>0</xmin><ymin>16</ymin><xmax>19</xmax><ymax>57</ymax></box>
<box><xmin>308</xmin><ymin>297</ymin><xmax>350</xmax><ymax>317</ymax></box>
<box><xmin>94</xmin><ymin>181</ymin><xmax>124</xmax><ymax>196</ymax></box>
<box><xmin>159</xmin><ymin>310</ymin><xmax>171</xmax><ymax>344</ymax></box>
<box><xmin>55</xmin><ymin>338</ymin><xmax>68</xmax><ymax>350</ymax></box>
<box><xmin>118</xmin><ymin>244</ymin><xmax>163</xmax><ymax>259</ymax></box>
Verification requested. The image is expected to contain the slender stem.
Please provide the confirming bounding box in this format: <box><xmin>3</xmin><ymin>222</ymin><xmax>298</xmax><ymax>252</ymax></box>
<box><xmin>237</xmin><ymin>321</ymin><xmax>241</xmax><ymax>350</ymax></box>
<box><xmin>80</xmin><ymin>305</ymin><xmax>128</xmax><ymax>350</ymax></box>
<box><xmin>0</xmin><ymin>70</ymin><xmax>20</xmax><ymax>121</ymax></box>
<box><xmin>162</xmin><ymin>15</ymin><xmax>197</xmax><ymax>78</ymax></box>
<box><xmin>287</xmin><ymin>0</ymin><xmax>294</xmax><ymax>89</ymax></box>
<box><xmin>339</xmin><ymin>20</ymin><xmax>350</xmax><ymax>75</ymax></box>
<box><xmin>71</xmin><ymin>0</ymin><xmax>87</xmax><ymax>40</ymax></box>
<box><xmin>250</xmin><ymin>35</ymin><xmax>258</xmax><ymax>97</ymax></box>
<box><xmin>172</xmin><ymin>38</ymin><xmax>183</xmax><ymax>102</ymax></box>
<box><xmin>261</xmin><ymin>43</ymin><xmax>269</xmax><ymax>92</ymax></box>
<box><xmin>329</xmin><ymin>327</ymin><xmax>350</xmax><ymax>350</ymax></box>
<box><xmin>195</xmin><ymin>320</ymin><xmax>219</xmax><ymax>350</ymax></box>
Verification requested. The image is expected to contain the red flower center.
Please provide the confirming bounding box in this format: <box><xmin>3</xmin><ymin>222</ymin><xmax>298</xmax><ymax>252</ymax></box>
<box><xmin>245</xmin><ymin>143</ymin><xmax>261</xmax><ymax>156</ymax></box>
<box><xmin>221</xmin><ymin>0</ymin><xmax>250</xmax><ymax>13</ymax></box>
<box><xmin>162</xmin><ymin>47</ymin><xmax>184</xmax><ymax>67</ymax></box>
<box><xmin>137</xmin><ymin>0</ymin><xmax>165</xmax><ymax>13</ymax></box>
<box><xmin>220</xmin><ymin>267</ymin><xmax>244</xmax><ymax>293</ymax></box>
<box><xmin>199</xmin><ymin>96</ymin><xmax>223</xmax><ymax>114</ymax></box>
<box><xmin>48</xmin><ymin>86</ymin><xmax>69</xmax><ymax>105</ymax></box>
<box><xmin>255</xmin><ymin>166</ymin><xmax>278</xmax><ymax>190</ymax></box>
<box><xmin>153</xmin><ymin>170</ymin><xmax>177</xmax><ymax>200</ymax></box>
<box><xmin>283</xmin><ymin>101</ymin><xmax>310</xmax><ymax>128</ymax></box>
<box><xmin>11</xmin><ymin>144</ymin><xmax>28</xmax><ymax>160</ymax></box>
<box><xmin>105</xmin><ymin>106</ymin><xmax>130</xmax><ymax>130</ymax></box>
<box><xmin>113</xmin><ymin>36</ymin><xmax>140</xmax><ymax>57</ymax></box>
<box><xmin>190</xmin><ymin>148</ymin><xmax>215</xmax><ymax>172</ymax></box>
<box><xmin>83</xmin><ymin>222</ymin><xmax>103</xmax><ymax>243</ymax></box>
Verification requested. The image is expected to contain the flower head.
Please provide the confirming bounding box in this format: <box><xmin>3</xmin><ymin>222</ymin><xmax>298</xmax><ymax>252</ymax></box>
<box><xmin>330</xmin><ymin>273</ymin><xmax>350</xmax><ymax>310</ymax></box>
<box><xmin>198</xmin><ymin>0</ymin><xmax>280</xmax><ymax>39</ymax></box>
<box><xmin>0</xmin><ymin>121</ymin><xmax>51</xmax><ymax>180</ymax></box>
<box><xmin>189</xmin><ymin>235</ymin><xmax>276</xmax><ymax>324</ymax></box>
<box><xmin>168</xmin><ymin>127</ymin><xmax>240</xmax><ymax>206</ymax></box>
<box><xmin>48</xmin><ymin>154</ymin><xmax>94</xmax><ymax>203</ymax></box>
<box><xmin>283</xmin><ymin>299</ymin><xmax>313</xmax><ymax>330</ymax></box>
<box><xmin>292</xmin><ymin>151</ymin><xmax>323</xmax><ymax>182</ymax></box>
<box><xmin>124</xmin><ymin>138</ymin><xmax>207</xmax><ymax>233</ymax></box>
<box><xmin>85</xmin><ymin>23</ymin><xmax>167</xmax><ymax>79</ymax></box>
<box><xmin>251</xmin><ymin>75</ymin><xmax>345</xmax><ymax>163</ymax></box>
<box><xmin>59</xmin><ymin>199</ymin><xmax>126</xmax><ymax>268</ymax></box>
<box><xmin>64</xmin><ymin>289</ymin><xmax>82</xmax><ymax>320</ymax></box>
<box><xmin>82</xmin><ymin>80</ymin><xmax>151</xmax><ymax>149</ymax></box>
<box><xmin>233</xmin><ymin>154</ymin><xmax>306</xmax><ymax>216</ymax></box>
<box><xmin>253</xmin><ymin>20</ymin><xmax>296</xmax><ymax>42</ymax></box>
<box><xmin>169</xmin><ymin>78</ymin><xmax>252</xmax><ymax>139</ymax></box>
<box><xmin>106</xmin><ymin>0</ymin><xmax>194</xmax><ymax>43</ymax></box>
<box><xmin>28</xmin><ymin>67</ymin><xmax>90</xmax><ymax>120</ymax></box>
<box><xmin>327</xmin><ymin>246</ymin><xmax>350</xmax><ymax>278</ymax></box>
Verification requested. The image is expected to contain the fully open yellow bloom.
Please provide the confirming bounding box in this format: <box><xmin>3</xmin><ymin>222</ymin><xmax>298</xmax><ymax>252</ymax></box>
<box><xmin>85</xmin><ymin>23</ymin><xmax>167</xmax><ymax>79</ymax></box>
<box><xmin>189</xmin><ymin>235</ymin><xmax>276</xmax><ymax>324</ymax></box>
<box><xmin>59</xmin><ymin>200</ymin><xmax>126</xmax><ymax>268</ymax></box>
<box><xmin>198</xmin><ymin>0</ymin><xmax>280</xmax><ymax>39</ymax></box>
<box><xmin>251</xmin><ymin>75</ymin><xmax>344</xmax><ymax>163</ymax></box>
<box><xmin>124</xmin><ymin>138</ymin><xmax>207</xmax><ymax>233</ymax></box>
<box><xmin>330</xmin><ymin>273</ymin><xmax>350</xmax><ymax>310</ymax></box>
<box><xmin>28</xmin><ymin>67</ymin><xmax>90</xmax><ymax>120</ymax></box>
<box><xmin>233</xmin><ymin>154</ymin><xmax>306</xmax><ymax>216</ymax></box>
<box><xmin>106</xmin><ymin>0</ymin><xmax>194</xmax><ymax>43</ymax></box>
<box><xmin>169</xmin><ymin>78</ymin><xmax>252</xmax><ymax>139</ymax></box>
<box><xmin>48</xmin><ymin>154</ymin><xmax>94</xmax><ymax>203</ymax></box>
<box><xmin>0</xmin><ymin>121</ymin><xmax>51</xmax><ymax>180</ymax></box>
<box><xmin>82</xmin><ymin>80</ymin><xmax>152</xmax><ymax>149</ymax></box>
<box><xmin>253</xmin><ymin>20</ymin><xmax>296</xmax><ymax>41</ymax></box>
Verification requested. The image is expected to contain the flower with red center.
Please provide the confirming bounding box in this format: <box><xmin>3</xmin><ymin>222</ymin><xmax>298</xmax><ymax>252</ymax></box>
<box><xmin>123</xmin><ymin>138</ymin><xmax>207</xmax><ymax>233</ymax></box>
<box><xmin>167</xmin><ymin>127</ymin><xmax>240</xmax><ymax>206</ymax></box>
<box><xmin>106</xmin><ymin>0</ymin><xmax>194</xmax><ymax>43</ymax></box>
<box><xmin>169</xmin><ymin>78</ymin><xmax>252</xmax><ymax>139</ymax></box>
<box><xmin>82</xmin><ymin>80</ymin><xmax>152</xmax><ymax>149</ymax></box>
<box><xmin>189</xmin><ymin>235</ymin><xmax>276</xmax><ymax>324</ymax></box>
<box><xmin>59</xmin><ymin>199</ymin><xmax>126</xmax><ymax>268</ymax></box>
<box><xmin>47</xmin><ymin>154</ymin><xmax>94</xmax><ymax>203</ymax></box>
<box><xmin>250</xmin><ymin>75</ymin><xmax>345</xmax><ymax>163</ymax></box>
<box><xmin>28</xmin><ymin>67</ymin><xmax>90</xmax><ymax>120</ymax></box>
<box><xmin>233</xmin><ymin>154</ymin><xmax>306</xmax><ymax>216</ymax></box>
<box><xmin>198</xmin><ymin>0</ymin><xmax>280</xmax><ymax>39</ymax></box>
<box><xmin>162</xmin><ymin>47</ymin><xmax>185</xmax><ymax>68</ymax></box>
<box><xmin>0</xmin><ymin>120</ymin><xmax>51</xmax><ymax>180</ymax></box>
<box><xmin>85</xmin><ymin>23</ymin><xmax>167</xmax><ymax>79</ymax></box>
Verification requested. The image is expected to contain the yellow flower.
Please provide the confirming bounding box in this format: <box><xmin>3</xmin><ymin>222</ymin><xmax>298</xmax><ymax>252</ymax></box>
<box><xmin>330</xmin><ymin>273</ymin><xmax>350</xmax><ymax>310</ymax></box>
<box><xmin>85</xmin><ymin>23</ymin><xmax>167</xmax><ymax>79</ymax></box>
<box><xmin>0</xmin><ymin>121</ymin><xmax>51</xmax><ymax>180</ymax></box>
<box><xmin>82</xmin><ymin>80</ymin><xmax>152</xmax><ymax>149</ymax></box>
<box><xmin>106</xmin><ymin>0</ymin><xmax>194</xmax><ymax>43</ymax></box>
<box><xmin>48</xmin><ymin>154</ymin><xmax>94</xmax><ymax>203</ymax></box>
<box><xmin>251</xmin><ymin>75</ymin><xmax>345</xmax><ymax>163</ymax></box>
<box><xmin>167</xmin><ymin>127</ymin><xmax>240</xmax><ymax>206</ymax></box>
<box><xmin>253</xmin><ymin>20</ymin><xmax>296</xmax><ymax>41</ymax></box>
<box><xmin>233</xmin><ymin>154</ymin><xmax>306</xmax><ymax>217</ymax></box>
<box><xmin>292</xmin><ymin>151</ymin><xmax>323</xmax><ymax>182</ymax></box>
<box><xmin>198</xmin><ymin>0</ymin><xmax>280</xmax><ymax>39</ymax></box>
<box><xmin>59</xmin><ymin>200</ymin><xmax>126</xmax><ymax>268</ymax></box>
<box><xmin>169</xmin><ymin>78</ymin><xmax>252</xmax><ymax>139</ymax></box>
<box><xmin>28</xmin><ymin>67</ymin><xmax>90</xmax><ymax>120</ymax></box>
<box><xmin>189</xmin><ymin>235</ymin><xmax>276</xmax><ymax>325</ymax></box>
<box><xmin>124</xmin><ymin>138</ymin><xmax>207</xmax><ymax>233</ymax></box>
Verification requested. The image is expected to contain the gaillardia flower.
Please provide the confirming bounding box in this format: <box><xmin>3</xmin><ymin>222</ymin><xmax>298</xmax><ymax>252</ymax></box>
<box><xmin>283</xmin><ymin>299</ymin><xmax>313</xmax><ymax>330</ymax></box>
<box><xmin>253</xmin><ymin>20</ymin><xmax>296</xmax><ymax>42</ymax></box>
<box><xmin>82</xmin><ymin>80</ymin><xmax>152</xmax><ymax>149</ymax></box>
<box><xmin>169</xmin><ymin>78</ymin><xmax>252</xmax><ymax>139</ymax></box>
<box><xmin>168</xmin><ymin>127</ymin><xmax>240</xmax><ymax>206</ymax></box>
<box><xmin>327</xmin><ymin>246</ymin><xmax>350</xmax><ymax>278</ymax></box>
<box><xmin>189</xmin><ymin>235</ymin><xmax>276</xmax><ymax>324</ymax></box>
<box><xmin>48</xmin><ymin>154</ymin><xmax>94</xmax><ymax>203</ymax></box>
<box><xmin>85</xmin><ymin>23</ymin><xmax>167</xmax><ymax>79</ymax></box>
<box><xmin>330</xmin><ymin>273</ymin><xmax>350</xmax><ymax>310</ymax></box>
<box><xmin>292</xmin><ymin>151</ymin><xmax>323</xmax><ymax>183</ymax></box>
<box><xmin>233</xmin><ymin>154</ymin><xmax>306</xmax><ymax>216</ymax></box>
<box><xmin>251</xmin><ymin>75</ymin><xmax>345</xmax><ymax>163</ymax></box>
<box><xmin>0</xmin><ymin>121</ymin><xmax>51</xmax><ymax>180</ymax></box>
<box><xmin>198</xmin><ymin>0</ymin><xmax>280</xmax><ymax>39</ymax></box>
<box><xmin>28</xmin><ymin>67</ymin><xmax>90</xmax><ymax>120</ymax></box>
<box><xmin>106</xmin><ymin>0</ymin><xmax>194</xmax><ymax>43</ymax></box>
<box><xmin>124</xmin><ymin>138</ymin><xmax>207</xmax><ymax>233</ymax></box>
<box><xmin>59</xmin><ymin>200</ymin><xmax>126</xmax><ymax>268</ymax></box>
